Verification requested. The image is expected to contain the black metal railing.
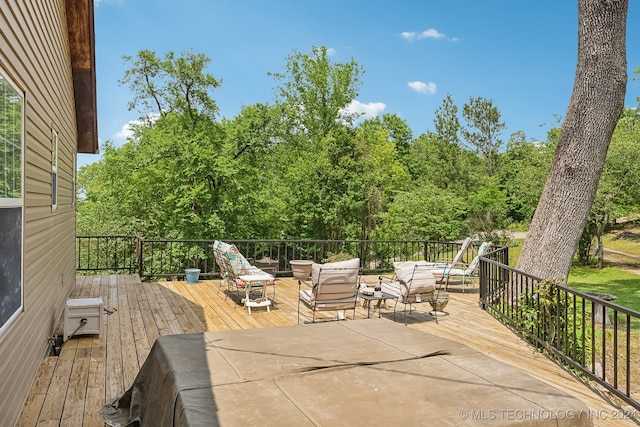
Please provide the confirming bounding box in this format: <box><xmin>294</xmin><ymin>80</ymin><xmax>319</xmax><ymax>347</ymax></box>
<box><xmin>76</xmin><ymin>236</ymin><xmax>478</xmax><ymax>281</ymax></box>
<box><xmin>76</xmin><ymin>235</ymin><xmax>138</xmax><ymax>274</ymax></box>
<box><xmin>479</xmin><ymin>250</ymin><xmax>640</xmax><ymax>412</ymax></box>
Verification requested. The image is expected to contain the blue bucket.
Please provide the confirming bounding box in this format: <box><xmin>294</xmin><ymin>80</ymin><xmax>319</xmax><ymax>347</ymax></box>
<box><xmin>185</xmin><ymin>268</ymin><xmax>201</xmax><ymax>284</ymax></box>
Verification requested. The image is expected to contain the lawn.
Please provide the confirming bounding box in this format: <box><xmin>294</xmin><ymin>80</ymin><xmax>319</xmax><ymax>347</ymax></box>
<box><xmin>603</xmin><ymin>226</ymin><xmax>640</xmax><ymax>256</ymax></box>
<box><xmin>505</xmin><ymin>234</ymin><xmax>640</xmax><ymax>313</ymax></box>
<box><xmin>568</xmin><ymin>264</ymin><xmax>640</xmax><ymax>312</ymax></box>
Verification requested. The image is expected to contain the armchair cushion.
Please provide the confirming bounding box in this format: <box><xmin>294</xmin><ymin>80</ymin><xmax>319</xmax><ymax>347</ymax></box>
<box><xmin>311</xmin><ymin>258</ymin><xmax>360</xmax><ymax>286</ymax></box>
<box><xmin>392</xmin><ymin>261</ymin><xmax>436</xmax><ymax>295</ymax></box>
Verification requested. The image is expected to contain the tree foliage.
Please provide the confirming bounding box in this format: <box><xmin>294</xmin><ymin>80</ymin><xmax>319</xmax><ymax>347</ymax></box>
<box><xmin>462</xmin><ymin>97</ymin><xmax>506</xmax><ymax>176</ymax></box>
<box><xmin>78</xmin><ymin>45</ymin><xmax>640</xmax><ymax>260</ymax></box>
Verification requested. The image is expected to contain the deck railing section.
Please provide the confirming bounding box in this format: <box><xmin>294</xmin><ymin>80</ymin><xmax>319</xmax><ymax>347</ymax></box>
<box><xmin>76</xmin><ymin>236</ymin><xmax>477</xmax><ymax>281</ymax></box>
<box><xmin>76</xmin><ymin>235</ymin><xmax>138</xmax><ymax>274</ymax></box>
<box><xmin>479</xmin><ymin>250</ymin><xmax>640</xmax><ymax>412</ymax></box>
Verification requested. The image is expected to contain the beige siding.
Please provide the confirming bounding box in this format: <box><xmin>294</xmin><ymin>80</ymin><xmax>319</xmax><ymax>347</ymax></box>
<box><xmin>0</xmin><ymin>0</ymin><xmax>80</xmax><ymax>424</ymax></box>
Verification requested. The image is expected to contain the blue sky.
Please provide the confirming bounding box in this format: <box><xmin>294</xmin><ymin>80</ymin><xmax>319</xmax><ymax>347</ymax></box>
<box><xmin>80</xmin><ymin>0</ymin><xmax>640</xmax><ymax>168</ymax></box>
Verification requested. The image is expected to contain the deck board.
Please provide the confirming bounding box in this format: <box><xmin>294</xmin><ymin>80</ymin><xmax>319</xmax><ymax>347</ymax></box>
<box><xmin>17</xmin><ymin>274</ymin><xmax>637</xmax><ymax>426</ymax></box>
<box><xmin>16</xmin><ymin>357</ymin><xmax>57</xmax><ymax>427</ymax></box>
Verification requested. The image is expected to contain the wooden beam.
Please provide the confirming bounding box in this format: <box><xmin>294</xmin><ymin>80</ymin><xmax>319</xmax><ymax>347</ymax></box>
<box><xmin>65</xmin><ymin>0</ymin><xmax>98</xmax><ymax>154</ymax></box>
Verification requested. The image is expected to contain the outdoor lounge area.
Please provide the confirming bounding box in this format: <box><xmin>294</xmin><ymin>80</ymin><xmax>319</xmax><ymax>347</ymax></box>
<box><xmin>17</xmin><ymin>274</ymin><xmax>638</xmax><ymax>426</ymax></box>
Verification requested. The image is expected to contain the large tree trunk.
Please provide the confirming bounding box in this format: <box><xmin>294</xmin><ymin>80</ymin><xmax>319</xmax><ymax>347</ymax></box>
<box><xmin>516</xmin><ymin>0</ymin><xmax>627</xmax><ymax>279</ymax></box>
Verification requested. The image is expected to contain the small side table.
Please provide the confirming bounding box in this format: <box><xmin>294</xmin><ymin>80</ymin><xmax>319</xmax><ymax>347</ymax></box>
<box><xmin>359</xmin><ymin>291</ymin><xmax>398</xmax><ymax>318</ymax></box>
<box><xmin>238</xmin><ymin>273</ymin><xmax>274</xmax><ymax>314</ymax></box>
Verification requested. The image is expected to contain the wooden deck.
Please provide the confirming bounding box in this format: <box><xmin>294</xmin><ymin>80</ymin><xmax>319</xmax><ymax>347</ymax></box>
<box><xmin>17</xmin><ymin>275</ymin><xmax>638</xmax><ymax>426</ymax></box>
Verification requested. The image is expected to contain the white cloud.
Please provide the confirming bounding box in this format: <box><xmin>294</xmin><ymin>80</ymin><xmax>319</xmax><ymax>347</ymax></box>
<box><xmin>401</xmin><ymin>28</ymin><xmax>447</xmax><ymax>41</ymax></box>
<box><xmin>418</xmin><ymin>28</ymin><xmax>445</xmax><ymax>40</ymax></box>
<box><xmin>114</xmin><ymin>120</ymin><xmax>138</xmax><ymax>140</ymax></box>
<box><xmin>114</xmin><ymin>113</ymin><xmax>159</xmax><ymax>140</ymax></box>
<box><xmin>326</xmin><ymin>47</ymin><xmax>336</xmax><ymax>56</ymax></box>
<box><xmin>400</xmin><ymin>31</ymin><xmax>417</xmax><ymax>41</ymax></box>
<box><xmin>408</xmin><ymin>81</ymin><xmax>437</xmax><ymax>95</ymax></box>
<box><xmin>344</xmin><ymin>100</ymin><xmax>386</xmax><ymax>119</ymax></box>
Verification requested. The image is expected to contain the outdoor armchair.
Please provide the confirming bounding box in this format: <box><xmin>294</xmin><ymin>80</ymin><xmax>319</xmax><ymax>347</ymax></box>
<box><xmin>297</xmin><ymin>258</ymin><xmax>360</xmax><ymax>324</ymax></box>
<box><xmin>379</xmin><ymin>261</ymin><xmax>439</xmax><ymax>324</ymax></box>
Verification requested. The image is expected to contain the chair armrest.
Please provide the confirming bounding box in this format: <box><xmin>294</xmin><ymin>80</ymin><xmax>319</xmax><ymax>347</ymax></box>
<box><xmin>298</xmin><ymin>279</ymin><xmax>313</xmax><ymax>290</ymax></box>
<box><xmin>447</xmin><ymin>261</ymin><xmax>470</xmax><ymax>270</ymax></box>
<box><xmin>378</xmin><ymin>274</ymin><xmax>396</xmax><ymax>284</ymax></box>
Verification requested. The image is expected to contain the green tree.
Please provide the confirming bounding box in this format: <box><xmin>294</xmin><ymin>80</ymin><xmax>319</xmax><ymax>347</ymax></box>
<box><xmin>78</xmin><ymin>50</ymin><xmax>231</xmax><ymax>239</ymax></box>
<box><xmin>409</xmin><ymin>94</ymin><xmax>483</xmax><ymax>194</ymax></box>
<box><xmin>269</xmin><ymin>45</ymin><xmax>364</xmax><ymax>142</ymax></box>
<box><xmin>381</xmin><ymin>113</ymin><xmax>413</xmax><ymax>161</ymax></box>
<box><xmin>266</xmin><ymin>46</ymin><xmax>368</xmax><ymax>240</ymax></box>
<box><xmin>374</xmin><ymin>184</ymin><xmax>468</xmax><ymax>241</ymax></box>
<box><xmin>497</xmin><ymin>130</ymin><xmax>555</xmax><ymax>224</ymax></box>
<box><xmin>354</xmin><ymin>118</ymin><xmax>411</xmax><ymax>239</ymax></box>
<box><xmin>119</xmin><ymin>50</ymin><xmax>220</xmax><ymax>124</ymax></box>
<box><xmin>578</xmin><ymin>108</ymin><xmax>640</xmax><ymax>266</ymax></box>
<box><xmin>461</xmin><ymin>97</ymin><xmax>506</xmax><ymax>176</ymax></box>
<box><xmin>466</xmin><ymin>176</ymin><xmax>509</xmax><ymax>242</ymax></box>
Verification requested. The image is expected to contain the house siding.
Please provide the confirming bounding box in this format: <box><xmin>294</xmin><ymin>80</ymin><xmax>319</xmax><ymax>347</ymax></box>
<box><xmin>0</xmin><ymin>0</ymin><xmax>80</xmax><ymax>424</ymax></box>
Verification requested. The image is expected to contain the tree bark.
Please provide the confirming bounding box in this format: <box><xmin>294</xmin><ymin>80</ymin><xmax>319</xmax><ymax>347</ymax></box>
<box><xmin>516</xmin><ymin>0</ymin><xmax>628</xmax><ymax>279</ymax></box>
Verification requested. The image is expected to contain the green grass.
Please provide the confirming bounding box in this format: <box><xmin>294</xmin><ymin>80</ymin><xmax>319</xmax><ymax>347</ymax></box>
<box><xmin>603</xmin><ymin>229</ymin><xmax>640</xmax><ymax>257</ymax></box>
<box><xmin>568</xmin><ymin>264</ymin><xmax>640</xmax><ymax>313</ymax></box>
<box><xmin>507</xmin><ymin>222</ymin><xmax>530</xmax><ymax>232</ymax></box>
<box><xmin>506</xmin><ymin>239</ymin><xmax>523</xmax><ymax>267</ymax></box>
<box><xmin>503</xmin><ymin>236</ymin><xmax>640</xmax><ymax>313</ymax></box>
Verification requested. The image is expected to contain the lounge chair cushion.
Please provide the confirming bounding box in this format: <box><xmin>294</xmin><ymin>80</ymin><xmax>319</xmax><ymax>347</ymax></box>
<box><xmin>214</xmin><ymin>240</ymin><xmax>274</xmax><ymax>285</ymax></box>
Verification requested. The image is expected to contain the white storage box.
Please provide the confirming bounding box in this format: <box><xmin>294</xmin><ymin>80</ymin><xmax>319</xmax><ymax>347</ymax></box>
<box><xmin>64</xmin><ymin>297</ymin><xmax>103</xmax><ymax>341</ymax></box>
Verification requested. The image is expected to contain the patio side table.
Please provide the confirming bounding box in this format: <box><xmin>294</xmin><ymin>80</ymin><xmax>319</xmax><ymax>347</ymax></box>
<box><xmin>238</xmin><ymin>273</ymin><xmax>274</xmax><ymax>314</ymax></box>
<box><xmin>359</xmin><ymin>291</ymin><xmax>398</xmax><ymax>318</ymax></box>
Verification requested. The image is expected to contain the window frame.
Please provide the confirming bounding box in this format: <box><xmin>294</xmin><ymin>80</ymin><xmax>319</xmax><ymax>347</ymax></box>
<box><xmin>0</xmin><ymin>70</ymin><xmax>24</xmax><ymax>339</ymax></box>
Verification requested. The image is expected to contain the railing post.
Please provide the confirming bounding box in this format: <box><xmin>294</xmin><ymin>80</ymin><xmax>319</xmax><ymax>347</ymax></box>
<box><xmin>479</xmin><ymin>259</ymin><xmax>486</xmax><ymax>309</ymax></box>
<box><xmin>136</xmin><ymin>235</ymin><xmax>144</xmax><ymax>281</ymax></box>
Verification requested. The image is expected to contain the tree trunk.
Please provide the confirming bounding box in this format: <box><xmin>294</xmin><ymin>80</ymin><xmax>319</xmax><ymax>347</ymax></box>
<box><xmin>516</xmin><ymin>0</ymin><xmax>627</xmax><ymax>280</ymax></box>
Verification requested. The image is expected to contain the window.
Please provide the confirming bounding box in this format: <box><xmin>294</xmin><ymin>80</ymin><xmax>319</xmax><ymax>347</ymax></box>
<box><xmin>0</xmin><ymin>71</ymin><xmax>23</xmax><ymax>336</ymax></box>
<box><xmin>51</xmin><ymin>130</ymin><xmax>58</xmax><ymax>210</ymax></box>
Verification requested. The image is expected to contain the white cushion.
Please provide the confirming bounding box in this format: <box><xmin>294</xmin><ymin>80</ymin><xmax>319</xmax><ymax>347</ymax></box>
<box><xmin>311</xmin><ymin>258</ymin><xmax>360</xmax><ymax>285</ymax></box>
<box><xmin>392</xmin><ymin>261</ymin><xmax>436</xmax><ymax>295</ymax></box>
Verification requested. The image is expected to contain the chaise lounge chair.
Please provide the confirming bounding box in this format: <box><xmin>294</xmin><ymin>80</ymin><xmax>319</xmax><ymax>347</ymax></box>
<box><xmin>212</xmin><ymin>240</ymin><xmax>276</xmax><ymax>307</ymax></box>
<box><xmin>431</xmin><ymin>241</ymin><xmax>492</xmax><ymax>292</ymax></box>
<box><xmin>426</xmin><ymin>236</ymin><xmax>472</xmax><ymax>269</ymax></box>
